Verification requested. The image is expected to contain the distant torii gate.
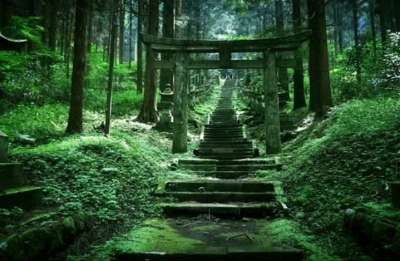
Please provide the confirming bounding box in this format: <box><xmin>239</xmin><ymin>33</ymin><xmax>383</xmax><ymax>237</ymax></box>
<box><xmin>142</xmin><ymin>31</ymin><xmax>310</xmax><ymax>155</ymax></box>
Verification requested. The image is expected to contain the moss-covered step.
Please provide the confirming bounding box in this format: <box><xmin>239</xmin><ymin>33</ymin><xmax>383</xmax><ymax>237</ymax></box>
<box><xmin>160</xmin><ymin>190</ymin><xmax>276</xmax><ymax>203</ymax></box>
<box><xmin>178</xmin><ymin>158</ymin><xmax>277</xmax><ymax>166</ymax></box>
<box><xmin>0</xmin><ymin>186</ymin><xmax>42</xmax><ymax>209</ymax></box>
<box><xmin>197</xmin><ymin>153</ymin><xmax>255</xmax><ymax>160</ymax></box>
<box><xmin>163</xmin><ymin>180</ymin><xmax>275</xmax><ymax>192</ymax></box>
<box><xmin>160</xmin><ymin>202</ymin><xmax>282</xmax><ymax>218</ymax></box>
<box><xmin>180</xmin><ymin>164</ymin><xmax>280</xmax><ymax>172</ymax></box>
<box><xmin>191</xmin><ymin>171</ymin><xmax>256</xmax><ymax>179</ymax></box>
<box><xmin>205</xmin><ymin>123</ymin><xmax>241</xmax><ymax>128</ymax></box>
<box><xmin>0</xmin><ymin>163</ymin><xmax>24</xmax><ymax>191</ymax></box>
<box><xmin>110</xmin><ymin>218</ymin><xmax>304</xmax><ymax>261</ymax></box>
<box><xmin>204</xmin><ymin>128</ymin><xmax>242</xmax><ymax>133</ymax></box>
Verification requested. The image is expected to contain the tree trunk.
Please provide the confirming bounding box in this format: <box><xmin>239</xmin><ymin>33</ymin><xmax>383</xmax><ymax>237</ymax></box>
<box><xmin>275</xmin><ymin>0</ymin><xmax>290</xmax><ymax>104</ymax></box>
<box><xmin>136</xmin><ymin>0</ymin><xmax>144</xmax><ymax>93</ymax></box>
<box><xmin>119</xmin><ymin>0</ymin><xmax>125</xmax><ymax>64</ymax></box>
<box><xmin>105</xmin><ymin>0</ymin><xmax>118</xmax><ymax>135</ymax></box>
<box><xmin>292</xmin><ymin>0</ymin><xmax>306</xmax><ymax>110</ymax></box>
<box><xmin>128</xmin><ymin>0</ymin><xmax>134</xmax><ymax>67</ymax></box>
<box><xmin>369</xmin><ymin>0</ymin><xmax>377</xmax><ymax>58</ymax></box>
<box><xmin>307</xmin><ymin>0</ymin><xmax>332</xmax><ymax>117</ymax></box>
<box><xmin>137</xmin><ymin>0</ymin><xmax>159</xmax><ymax>122</ymax></box>
<box><xmin>66</xmin><ymin>0</ymin><xmax>89</xmax><ymax>134</ymax></box>
<box><xmin>47</xmin><ymin>0</ymin><xmax>59</xmax><ymax>50</ymax></box>
<box><xmin>378</xmin><ymin>0</ymin><xmax>388</xmax><ymax>43</ymax></box>
<box><xmin>159</xmin><ymin>0</ymin><xmax>174</xmax><ymax>93</ymax></box>
<box><xmin>87</xmin><ymin>1</ymin><xmax>94</xmax><ymax>52</ymax></box>
<box><xmin>352</xmin><ymin>0</ymin><xmax>362</xmax><ymax>83</ymax></box>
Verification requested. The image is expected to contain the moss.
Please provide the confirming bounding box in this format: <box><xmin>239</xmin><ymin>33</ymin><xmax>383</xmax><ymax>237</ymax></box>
<box><xmin>112</xmin><ymin>219</ymin><xmax>205</xmax><ymax>254</ymax></box>
<box><xmin>257</xmin><ymin>219</ymin><xmax>339</xmax><ymax>261</ymax></box>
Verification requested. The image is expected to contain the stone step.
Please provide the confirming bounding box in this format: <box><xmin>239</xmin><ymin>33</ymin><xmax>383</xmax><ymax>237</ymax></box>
<box><xmin>0</xmin><ymin>163</ymin><xmax>24</xmax><ymax>191</ymax></box>
<box><xmin>160</xmin><ymin>191</ymin><xmax>276</xmax><ymax>203</ymax></box>
<box><xmin>198</xmin><ymin>145</ymin><xmax>253</xmax><ymax>151</ymax></box>
<box><xmin>115</xmin><ymin>250</ymin><xmax>304</xmax><ymax>261</ymax></box>
<box><xmin>197</xmin><ymin>154</ymin><xmax>255</xmax><ymax>160</ymax></box>
<box><xmin>201</xmin><ymin>137</ymin><xmax>249</xmax><ymax>143</ymax></box>
<box><xmin>197</xmin><ymin>149</ymin><xmax>254</xmax><ymax>155</ymax></box>
<box><xmin>178</xmin><ymin>158</ymin><xmax>276</xmax><ymax>166</ymax></box>
<box><xmin>182</xmin><ymin>164</ymin><xmax>278</xmax><ymax>172</ymax></box>
<box><xmin>200</xmin><ymin>171</ymin><xmax>254</xmax><ymax>179</ymax></box>
<box><xmin>204</xmin><ymin>131</ymin><xmax>243</xmax><ymax>136</ymax></box>
<box><xmin>161</xmin><ymin>202</ymin><xmax>280</xmax><ymax>218</ymax></box>
<box><xmin>204</xmin><ymin>128</ymin><xmax>242</xmax><ymax>132</ymax></box>
<box><xmin>164</xmin><ymin>180</ymin><xmax>275</xmax><ymax>192</ymax></box>
<box><xmin>197</xmin><ymin>148</ymin><xmax>253</xmax><ymax>155</ymax></box>
<box><xmin>0</xmin><ymin>186</ymin><xmax>42</xmax><ymax>210</ymax></box>
<box><xmin>205</xmin><ymin>123</ymin><xmax>241</xmax><ymax>128</ymax></box>
<box><xmin>203</xmin><ymin>135</ymin><xmax>244</xmax><ymax>140</ymax></box>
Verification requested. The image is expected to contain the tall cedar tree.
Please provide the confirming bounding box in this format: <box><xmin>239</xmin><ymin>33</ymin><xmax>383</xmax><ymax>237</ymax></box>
<box><xmin>66</xmin><ymin>0</ymin><xmax>89</xmax><ymax>134</ymax></box>
<box><xmin>292</xmin><ymin>0</ymin><xmax>306</xmax><ymax>109</ymax></box>
<box><xmin>136</xmin><ymin>0</ymin><xmax>144</xmax><ymax>93</ymax></box>
<box><xmin>137</xmin><ymin>0</ymin><xmax>159</xmax><ymax>122</ymax></box>
<box><xmin>307</xmin><ymin>0</ymin><xmax>332</xmax><ymax>117</ymax></box>
<box><xmin>159</xmin><ymin>0</ymin><xmax>175</xmax><ymax>93</ymax></box>
<box><xmin>105</xmin><ymin>0</ymin><xmax>119</xmax><ymax>135</ymax></box>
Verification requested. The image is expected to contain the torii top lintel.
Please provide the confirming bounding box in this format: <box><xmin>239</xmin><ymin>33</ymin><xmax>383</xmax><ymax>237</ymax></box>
<box><xmin>142</xmin><ymin>30</ymin><xmax>311</xmax><ymax>53</ymax></box>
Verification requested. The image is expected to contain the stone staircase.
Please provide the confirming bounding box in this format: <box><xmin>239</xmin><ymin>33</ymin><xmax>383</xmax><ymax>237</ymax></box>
<box><xmin>0</xmin><ymin>132</ymin><xmax>42</xmax><ymax>210</ymax></box>
<box><xmin>112</xmin><ymin>80</ymin><xmax>303</xmax><ymax>260</ymax></box>
<box><xmin>159</xmin><ymin>80</ymin><xmax>284</xmax><ymax>218</ymax></box>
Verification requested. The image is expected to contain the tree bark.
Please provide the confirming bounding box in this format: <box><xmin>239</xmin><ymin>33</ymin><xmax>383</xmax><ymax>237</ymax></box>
<box><xmin>159</xmin><ymin>0</ymin><xmax>175</xmax><ymax>93</ymax></box>
<box><xmin>136</xmin><ymin>0</ymin><xmax>144</xmax><ymax>93</ymax></box>
<box><xmin>66</xmin><ymin>0</ymin><xmax>89</xmax><ymax>134</ymax></box>
<box><xmin>307</xmin><ymin>0</ymin><xmax>333</xmax><ymax>117</ymax></box>
<box><xmin>275</xmin><ymin>0</ymin><xmax>290</xmax><ymax>104</ymax></box>
<box><xmin>137</xmin><ymin>0</ymin><xmax>159</xmax><ymax>122</ymax></box>
<box><xmin>352</xmin><ymin>0</ymin><xmax>362</xmax><ymax>83</ymax></box>
<box><xmin>105</xmin><ymin>0</ymin><xmax>118</xmax><ymax>135</ymax></box>
<box><xmin>119</xmin><ymin>0</ymin><xmax>125</xmax><ymax>64</ymax></box>
<box><xmin>292</xmin><ymin>0</ymin><xmax>306</xmax><ymax>110</ymax></box>
<box><xmin>369</xmin><ymin>0</ymin><xmax>377</xmax><ymax>58</ymax></box>
<box><xmin>47</xmin><ymin>0</ymin><xmax>59</xmax><ymax>50</ymax></box>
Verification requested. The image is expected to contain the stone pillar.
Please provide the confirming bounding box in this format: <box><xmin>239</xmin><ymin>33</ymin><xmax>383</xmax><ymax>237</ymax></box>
<box><xmin>264</xmin><ymin>52</ymin><xmax>281</xmax><ymax>154</ymax></box>
<box><xmin>172</xmin><ymin>13</ymin><xmax>189</xmax><ymax>153</ymax></box>
<box><xmin>0</xmin><ymin>131</ymin><xmax>9</xmax><ymax>163</ymax></box>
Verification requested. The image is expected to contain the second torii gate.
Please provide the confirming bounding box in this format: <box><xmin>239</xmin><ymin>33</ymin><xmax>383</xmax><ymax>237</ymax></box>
<box><xmin>142</xmin><ymin>30</ymin><xmax>310</xmax><ymax>155</ymax></box>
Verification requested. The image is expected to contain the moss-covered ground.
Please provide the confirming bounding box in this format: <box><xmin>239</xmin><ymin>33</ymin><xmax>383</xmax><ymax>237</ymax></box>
<box><xmin>243</xmin><ymin>95</ymin><xmax>400</xmax><ymax>259</ymax></box>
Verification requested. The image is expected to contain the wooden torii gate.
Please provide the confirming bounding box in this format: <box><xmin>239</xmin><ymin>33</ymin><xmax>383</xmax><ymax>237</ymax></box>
<box><xmin>143</xmin><ymin>31</ymin><xmax>310</xmax><ymax>155</ymax></box>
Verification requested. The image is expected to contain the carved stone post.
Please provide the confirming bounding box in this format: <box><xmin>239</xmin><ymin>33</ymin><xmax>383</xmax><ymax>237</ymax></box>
<box><xmin>264</xmin><ymin>51</ymin><xmax>281</xmax><ymax>154</ymax></box>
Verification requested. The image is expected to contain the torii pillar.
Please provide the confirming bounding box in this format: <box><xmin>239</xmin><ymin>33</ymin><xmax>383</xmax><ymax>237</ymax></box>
<box><xmin>264</xmin><ymin>51</ymin><xmax>281</xmax><ymax>154</ymax></box>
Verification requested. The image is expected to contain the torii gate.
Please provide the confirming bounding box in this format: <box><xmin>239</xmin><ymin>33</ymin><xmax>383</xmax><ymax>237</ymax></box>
<box><xmin>142</xmin><ymin>30</ymin><xmax>310</xmax><ymax>155</ymax></box>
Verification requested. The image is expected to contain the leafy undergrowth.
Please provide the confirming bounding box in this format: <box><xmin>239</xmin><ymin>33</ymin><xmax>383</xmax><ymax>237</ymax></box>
<box><xmin>282</xmin><ymin>97</ymin><xmax>400</xmax><ymax>258</ymax></box>
<box><xmin>4</xmin><ymin>123</ymin><xmax>173</xmax><ymax>257</ymax></box>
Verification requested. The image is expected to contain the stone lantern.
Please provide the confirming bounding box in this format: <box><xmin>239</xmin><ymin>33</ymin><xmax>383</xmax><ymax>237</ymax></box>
<box><xmin>155</xmin><ymin>86</ymin><xmax>174</xmax><ymax>131</ymax></box>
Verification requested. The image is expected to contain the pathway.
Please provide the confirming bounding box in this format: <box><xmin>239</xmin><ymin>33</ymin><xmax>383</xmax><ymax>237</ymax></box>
<box><xmin>112</xmin><ymin>80</ymin><xmax>303</xmax><ymax>260</ymax></box>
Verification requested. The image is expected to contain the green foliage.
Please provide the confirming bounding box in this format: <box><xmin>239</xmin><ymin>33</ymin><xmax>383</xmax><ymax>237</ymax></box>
<box><xmin>12</xmin><ymin>130</ymin><xmax>171</xmax><ymax>225</ymax></box>
<box><xmin>2</xmin><ymin>16</ymin><xmax>44</xmax><ymax>47</ymax></box>
<box><xmin>0</xmin><ymin>104</ymin><xmax>68</xmax><ymax>141</ymax></box>
<box><xmin>331</xmin><ymin>34</ymin><xmax>400</xmax><ymax>102</ymax></box>
<box><xmin>283</xmin><ymin>96</ymin><xmax>400</xmax><ymax>258</ymax></box>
